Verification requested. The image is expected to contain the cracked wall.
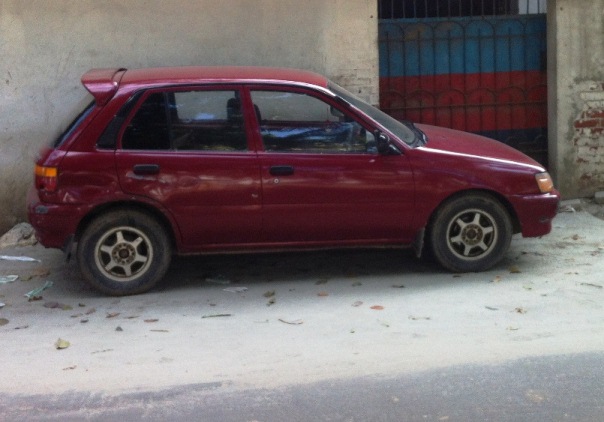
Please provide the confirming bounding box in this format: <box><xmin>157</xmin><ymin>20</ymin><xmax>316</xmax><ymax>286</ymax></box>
<box><xmin>548</xmin><ymin>0</ymin><xmax>604</xmax><ymax>198</ymax></box>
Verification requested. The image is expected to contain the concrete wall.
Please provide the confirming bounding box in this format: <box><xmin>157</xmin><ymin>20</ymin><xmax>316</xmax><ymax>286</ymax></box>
<box><xmin>548</xmin><ymin>0</ymin><xmax>604</xmax><ymax>198</ymax></box>
<box><xmin>0</xmin><ymin>0</ymin><xmax>379</xmax><ymax>235</ymax></box>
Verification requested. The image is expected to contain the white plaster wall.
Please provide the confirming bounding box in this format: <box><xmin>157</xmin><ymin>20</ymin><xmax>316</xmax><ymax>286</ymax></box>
<box><xmin>0</xmin><ymin>0</ymin><xmax>378</xmax><ymax>234</ymax></box>
<box><xmin>548</xmin><ymin>0</ymin><xmax>604</xmax><ymax>198</ymax></box>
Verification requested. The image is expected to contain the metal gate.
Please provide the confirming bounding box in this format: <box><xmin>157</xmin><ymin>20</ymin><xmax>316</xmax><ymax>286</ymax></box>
<box><xmin>378</xmin><ymin>0</ymin><xmax>548</xmax><ymax>165</ymax></box>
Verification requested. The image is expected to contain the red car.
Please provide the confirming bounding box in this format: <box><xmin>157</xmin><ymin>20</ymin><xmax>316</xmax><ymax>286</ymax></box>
<box><xmin>27</xmin><ymin>67</ymin><xmax>559</xmax><ymax>295</ymax></box>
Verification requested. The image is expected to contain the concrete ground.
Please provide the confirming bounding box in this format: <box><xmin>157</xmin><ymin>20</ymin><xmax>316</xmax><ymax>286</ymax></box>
<box><xmin>0</xmin><ymin>201</ymin><xmax>603</xmax><ymax>398</ymax></box>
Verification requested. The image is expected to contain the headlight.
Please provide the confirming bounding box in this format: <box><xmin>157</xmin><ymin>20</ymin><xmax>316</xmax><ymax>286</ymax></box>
<box><xmin>535</xmin><ymin>172</ymin><xmax>554</xmax><ymax>193</ymax></box>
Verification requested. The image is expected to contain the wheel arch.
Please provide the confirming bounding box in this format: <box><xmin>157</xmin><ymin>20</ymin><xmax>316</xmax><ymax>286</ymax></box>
<box><xmin>75</xmin><ymin>201</ymin><xmax>178</xmax><ymax>251</ymax></box>
<box><xmin>426</xmin><ymin>189</ymin><xmax>521</xmax><ymax>238</ymax></box>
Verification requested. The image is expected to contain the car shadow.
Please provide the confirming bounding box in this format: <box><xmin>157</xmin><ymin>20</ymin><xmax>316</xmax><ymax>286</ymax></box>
<box><xmin>157</xmin><ymin>248</ymin><xmax>440</xmax><ymax>293</ymax></box>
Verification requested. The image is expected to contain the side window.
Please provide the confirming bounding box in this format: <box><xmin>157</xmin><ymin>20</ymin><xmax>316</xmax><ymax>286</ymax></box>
<box><xmin>121</xmin><ymin>90</ymin><xmax>247</xmax><ymax>151</ymax></box>
<box><xmin>170</xmin><ymin>91</ymin><xmax>247</xmax><ymax>151</ymax></box>
<box><xmin>122</xmin><ymin>93</ymin><xmax>169</xmax><ymax>150</ymax></box>
<box><xmin>250</xmin><ymin>90</ymin><xmax>375</xmax><ymax>154</ymax></box>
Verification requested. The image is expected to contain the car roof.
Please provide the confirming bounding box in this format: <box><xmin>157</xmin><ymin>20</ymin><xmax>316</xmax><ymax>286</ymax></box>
<box><xmin>82</xmin><ymin>66</ymin><xmax>329</xmax><ymax>105</ymax></box>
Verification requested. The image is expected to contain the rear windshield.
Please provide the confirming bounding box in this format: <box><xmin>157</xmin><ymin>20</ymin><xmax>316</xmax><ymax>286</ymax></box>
<box><xmin>51</xmin><ymin>94</ymin><xmax>95</xmax><ymax>148</ymax></box>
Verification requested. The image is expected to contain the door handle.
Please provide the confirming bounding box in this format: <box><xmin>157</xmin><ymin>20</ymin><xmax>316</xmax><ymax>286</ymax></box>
<box><xmin>133</xmin><ymin>164</ymin><xmax>160</xmax><ymax>175</ymax></box>
<box><xmin>269</xmin><ymin>165</ymin><xmax>294</xmax><ymax>176</ymax></box>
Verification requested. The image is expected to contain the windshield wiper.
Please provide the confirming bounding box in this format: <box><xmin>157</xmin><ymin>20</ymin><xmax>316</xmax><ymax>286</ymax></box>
<box><xmin>403</xmin><ymin>120</ymin><xmax>427</xmax><ymax>146</ymax></box>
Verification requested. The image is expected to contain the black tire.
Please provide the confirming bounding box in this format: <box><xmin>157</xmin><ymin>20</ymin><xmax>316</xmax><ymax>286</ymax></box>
<box><xmin>77</xmin><ymin>210</ymin><xmax>172</xmax><ymax>295</ymax></box>
<box><xmin>429</xmin><ymin>194</ymin><xmax>512</xmax><ymax>273</ymax></box>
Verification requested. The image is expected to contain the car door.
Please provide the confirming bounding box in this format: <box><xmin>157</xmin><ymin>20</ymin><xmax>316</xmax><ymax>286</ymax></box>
<box><xmin>249</xmin><ymin>87</ymin><xmax>416</xmax><ymax>245</ymax></box>
<box><xmin>115</xmin><ymin>87</ymin><xmax>262</xmax><ymax>250</ymax></box>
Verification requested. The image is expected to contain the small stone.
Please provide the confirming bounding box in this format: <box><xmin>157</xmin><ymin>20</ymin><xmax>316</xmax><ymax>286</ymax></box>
<box><xmin>0</xmin><ymin>223</ymin><xmax>37</xmax><ymax>249</ymax></box>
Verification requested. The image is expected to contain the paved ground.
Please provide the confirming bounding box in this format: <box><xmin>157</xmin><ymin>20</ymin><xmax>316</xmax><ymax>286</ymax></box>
<box><xmin>0</xmin><ymin>202</ymin><xmax>603</xmax><ymax>407</ymax></box>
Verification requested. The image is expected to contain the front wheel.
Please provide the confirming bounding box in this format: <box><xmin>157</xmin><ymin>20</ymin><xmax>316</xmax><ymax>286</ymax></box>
<box><xmin>429</xmin><ymin>194</ymin><xmax>512</xmax><ymax>273</ymax></box>
<box><xmin>77</xmin><ymin>210</ymin><xmax>172</xmax><ymax>295</ymax></box>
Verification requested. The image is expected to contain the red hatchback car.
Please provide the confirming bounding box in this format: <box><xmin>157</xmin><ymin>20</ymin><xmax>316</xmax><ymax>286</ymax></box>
<box><xmin>28</xmin><ymin>66</ymin><xmax>559</xmax><ymax>295</ymax></box>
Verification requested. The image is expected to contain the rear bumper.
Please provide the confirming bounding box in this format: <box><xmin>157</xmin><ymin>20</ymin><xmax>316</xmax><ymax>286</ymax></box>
<box><xmin>26</xmin><ymin>187</ymin><xmax>80</xmax><ymax>250</ymax></box>
<box><xmin>509</xmin><ymin>189</ymin><xmax>560</xmax><ymax>238</ymax></box>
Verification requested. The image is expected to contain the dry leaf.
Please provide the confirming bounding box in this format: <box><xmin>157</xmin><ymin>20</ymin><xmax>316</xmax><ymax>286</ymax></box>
<box><xmin>515</xmin><ymin>307</ymin><xmax>527</xmax><ymax>314</ymax></box>
<box><xmin>278</xmin><ymin>318</ymin><xmax>303</xmax><ymax>325</ymax></box>
<box><xmin>580</xmin><ymin>282</ymin><xmax>603</xmax><ymax>289</ymax></box>
<box><xmin>144</xmin><ymin>319</ymin><xmax>159</xmax><ymax>323</ymax></box>
<box><xmin>0</xmin><ymin>318</ymin><xmax>9</xmax><ymax>326</ymax></box>
<box><xmin>509</xmin><ymin>266</ymin><xmax>521</xmax><ymax>274</ymax></box>
<box><xmin>317</xmin><ymin>291</ymin><xmax>329</xmax><ymax>297</ymax></box>
<box><xmin>106</xmin><ymin>312</ymin><xmax>120</xmax><ymax>318</ymax></box>
<box><xmin>201</xmin><ymin>313</ymin><xmax>232</xmax><ymax>318</ymax></box>
<box><xmin>55</xmin><ymin>338</ymin><xmax>70</xmax><ymax>349</ymax></box>
<box><xmin>370</xmin><ymin>305</ymin><xmax>384</xmax><ymax>310</ymax></box>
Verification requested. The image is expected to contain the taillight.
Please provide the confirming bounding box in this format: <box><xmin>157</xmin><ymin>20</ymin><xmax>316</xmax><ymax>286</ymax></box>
<box><xmin>35</xmin><ymin>165</ymin><xmax>58</xmax><ymax>192</ymax></box>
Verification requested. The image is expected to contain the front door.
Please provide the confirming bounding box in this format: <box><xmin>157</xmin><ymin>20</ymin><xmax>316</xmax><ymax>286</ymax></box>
<box><xmin>115</xmin><ymin>87</ymin><xmax>262</xmax><ymax>250</ymax></box>
<box><xmin>249</xmin><ymin>88</ymin><xmax>416</xmax><ymax>245</ymax></box>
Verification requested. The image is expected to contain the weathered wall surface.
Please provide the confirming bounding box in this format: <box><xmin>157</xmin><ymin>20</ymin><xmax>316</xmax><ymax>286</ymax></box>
<box><xmin>548</xmin><ymin>0</ymin><xmax>604</xmax><ymax>197</ymax></box>
<box><xmin>0</xmin><ymin>0</ymin><xmax>378</xmax><ymax>235</ymax></box>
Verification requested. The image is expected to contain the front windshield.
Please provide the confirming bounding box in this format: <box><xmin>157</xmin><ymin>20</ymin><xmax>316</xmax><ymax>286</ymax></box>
<box><xmin>328</xmin><ymin>82</ymin><xmax>417</xmax><ymax>145</ymax></box>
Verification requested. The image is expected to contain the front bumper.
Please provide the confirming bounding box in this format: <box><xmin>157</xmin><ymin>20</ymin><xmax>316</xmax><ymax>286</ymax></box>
<box><xmin>509</xmin><ymin>189</ymin><xmax>561</xmax><ymax>238</ymax></box>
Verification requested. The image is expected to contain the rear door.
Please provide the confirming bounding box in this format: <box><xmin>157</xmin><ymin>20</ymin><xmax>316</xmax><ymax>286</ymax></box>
<box><xmin>249</xmin><ymin>87</ymin><xmax>416</xmax><ymax>245</ymax></box>
<box><xmin>115</xmin><ymin>86</ymin><xmax>262</xmax><ymax>250</ymax></box>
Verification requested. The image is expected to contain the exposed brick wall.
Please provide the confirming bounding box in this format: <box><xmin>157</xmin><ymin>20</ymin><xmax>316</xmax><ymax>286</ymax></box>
<box><xmin>572</xmin><ymin>82</ymin><xmax>604</xmax><ymax>192</ymax></box>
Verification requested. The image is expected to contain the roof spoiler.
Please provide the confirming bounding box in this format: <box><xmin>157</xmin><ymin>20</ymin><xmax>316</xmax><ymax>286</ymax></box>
<box><xmin>81</xmin><ymin>68</ymin><xmax>127</xmax><ymax>106</ymax></box>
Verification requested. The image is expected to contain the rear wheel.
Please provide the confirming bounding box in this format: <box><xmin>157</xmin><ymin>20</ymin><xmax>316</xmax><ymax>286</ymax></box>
<box><xmin>77</xmin><ymin>210</ymin><xmax>171</xmax><ymax>295</ymax></box>
<box><xmin>429</xmin><ymin>194</ymin><xmax>512</xmax><ymax>272</ymax></box>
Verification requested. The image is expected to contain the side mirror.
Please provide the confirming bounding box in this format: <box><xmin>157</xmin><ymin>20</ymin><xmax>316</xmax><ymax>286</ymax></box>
<box><xmin>374</xmin><ymin>131</ymin><xmax>400</xmax><ymax>155</ymax></box>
